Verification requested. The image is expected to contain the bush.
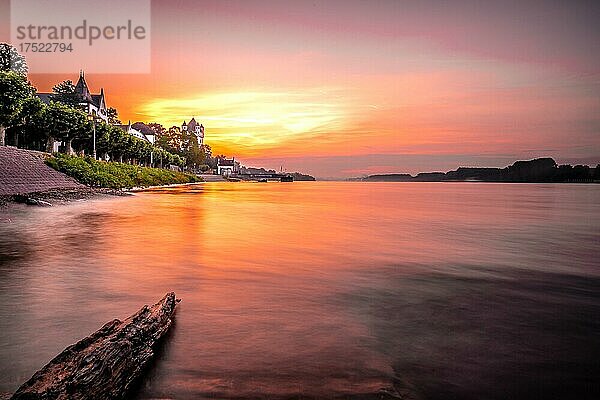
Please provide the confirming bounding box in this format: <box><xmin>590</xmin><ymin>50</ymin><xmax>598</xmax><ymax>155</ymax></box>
<box><xmin>46</xmin><ymin>153</ymin><xmax>200</xmax><ymax>189</ymax></box>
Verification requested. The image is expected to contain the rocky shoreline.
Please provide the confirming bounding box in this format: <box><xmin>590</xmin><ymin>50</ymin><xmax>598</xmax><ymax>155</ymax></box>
<box><xmin>0</xmin><ymin>187</ymin><xmax>130</xmax><ymax>209</ymax></box>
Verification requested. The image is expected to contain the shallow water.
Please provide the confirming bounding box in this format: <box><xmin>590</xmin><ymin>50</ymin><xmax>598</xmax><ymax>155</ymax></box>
<box><xmin>0</xmin><ymin>182</ymin><xmax>599</xmax><ymax>399</ymax></box>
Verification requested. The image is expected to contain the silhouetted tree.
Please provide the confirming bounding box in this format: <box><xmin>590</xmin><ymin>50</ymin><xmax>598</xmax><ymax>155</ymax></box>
<box><xmin>51</xmin><ymin>80</ymin><xmax>81</xmax><ymax>107</ymax></box>
<box><xmin>107</xmin><ymin>107</ymin><xmax>121</xmax><ymax>124</ymax></box>
<box><xmin>0</xmin><ymin>43</ymin><xmax>27</xmax><ymax>75</ymax></box>
<box><xmin>572</xmin><ymin>165</ymin><xmax>591</xmax><ymax>180</ymax></box>
<box><xmin>6</xmin><ymin>96</ymin><xmax>44</xmax><ymax>148</ymax></box>
<box><xmin>0</xmin><ymin>71</ymin><xmax>34</xmax><ymax>145</ymax></box>
<box><xmin>153</xmin><ymin>125</ymin><xmax>182</xmax><ymax>154</ymax></box>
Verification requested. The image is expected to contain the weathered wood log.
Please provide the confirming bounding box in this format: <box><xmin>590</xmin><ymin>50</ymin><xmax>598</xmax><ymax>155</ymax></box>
<box><xmin>11</xmin><ymin>292</ymin><xmax>179</xmax><ymax>400</ymax></box>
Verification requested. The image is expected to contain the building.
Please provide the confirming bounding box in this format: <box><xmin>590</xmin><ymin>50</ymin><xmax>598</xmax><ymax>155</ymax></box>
<box><xmin>217</xmin><ymin>157</ymin><xmax>239</xmax><ymax>176</ymax></box>
<box><xmin>37</xmin><ymin>71</ymin><xmax>108</xmax><ymax>122</ymax></box>
<box><xmin>36</xmin><ymin>72</ymin><xmax>155</xmax><ymax>153</ymax></box>
<box><xmin>116</xmin><ymin>121</ymin><xmax>155</xmax><ymax>144</ymax></box>
<box><xmin>181</xmin><ymin>118</ymin><xmax>205</xmax><ymax>145</ymax></box>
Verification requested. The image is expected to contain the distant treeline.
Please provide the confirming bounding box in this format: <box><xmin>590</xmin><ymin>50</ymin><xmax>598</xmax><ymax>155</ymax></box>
<box><xmin>357</xmin><ymin>158</ymin><xmax>599</xmax><ymax>183</ymax></box>
<box><xmin>239</xmin><ymin>166</ymin><xmax>316</xmax><ymax>181</ymax></box>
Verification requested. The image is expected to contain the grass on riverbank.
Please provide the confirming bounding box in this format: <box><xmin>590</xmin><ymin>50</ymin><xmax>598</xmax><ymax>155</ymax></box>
<box><xmin>46</xmin><ymin>154</ymin><xmax>200</xmax><ymax>189</ymax></box>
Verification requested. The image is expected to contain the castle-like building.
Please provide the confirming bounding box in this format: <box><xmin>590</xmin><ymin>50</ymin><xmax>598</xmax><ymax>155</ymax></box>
<box><xmin>37</xmin><ymin>71</ymin><xmax>108</xmax><ymax>122</ymax></box>
<box><xmin>38</xmin><ymin>74</ymin><xmax>207</xmax><ymax>148</ymax></box>
<box><xmin>37</xmin><ymin>72</ymin><xmax>157</xmax><ymax>153</ymax></box>
<box><xmin>181</xmin><ymin>118</ymin><xmax>205</xmax><ymax>145</ymax></box>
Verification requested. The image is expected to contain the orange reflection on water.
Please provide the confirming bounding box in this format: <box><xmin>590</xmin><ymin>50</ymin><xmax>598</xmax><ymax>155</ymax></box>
<box><xmin>1</xmin><ymin>182</ymin><xmax>599</xmax><ymax>399</ymax></box>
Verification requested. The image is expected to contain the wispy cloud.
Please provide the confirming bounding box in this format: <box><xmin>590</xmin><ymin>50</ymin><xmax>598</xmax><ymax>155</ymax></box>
<box><xmin>141</xmin><ymin>88</ymin><xmax>360</xmax><ymax>150</ymax></box>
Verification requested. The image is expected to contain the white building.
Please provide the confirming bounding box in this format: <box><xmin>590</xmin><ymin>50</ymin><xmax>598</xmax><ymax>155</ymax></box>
<box><xmin>116</xmin><ymin>121</ymin><xmax>155</xmax><ymax>144</ymax></box>
<box><xmin>217</xmin><ymin>157</ymin><xmax>239</xmax><ymax>176</ymax></box>
<box><xmin>37</xmin><ymin>71</ymin><xmax>110</xmax><ymax>153</ymax></box>
<box><xmin>181</xmin><ymin>118</ymin><xmax>205</xmax><ymax>145</ymax></box>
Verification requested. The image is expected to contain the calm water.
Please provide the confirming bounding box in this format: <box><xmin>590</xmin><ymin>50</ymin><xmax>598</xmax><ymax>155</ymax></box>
<box><xmin>0</xmin><ymin>182</ymin><xmax>599</xmax><ymax>399</ymax></box>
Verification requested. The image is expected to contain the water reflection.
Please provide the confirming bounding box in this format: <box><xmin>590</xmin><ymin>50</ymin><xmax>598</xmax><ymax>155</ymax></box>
<box><xmin>0</xmin><ymin>182</ymin><xmax>599</xmax><ymax>399</ymax></box>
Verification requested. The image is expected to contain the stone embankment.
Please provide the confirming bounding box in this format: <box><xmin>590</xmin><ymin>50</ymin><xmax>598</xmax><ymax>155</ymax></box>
<box><xmin>197</xmin><ymin>173</ymin><xmax>227</xmax><ymax>182</ymax></box>
<box><xmin>0</xmin><ymin>146</ymin><xmax>83</xmax><ymax>196</ymax></box>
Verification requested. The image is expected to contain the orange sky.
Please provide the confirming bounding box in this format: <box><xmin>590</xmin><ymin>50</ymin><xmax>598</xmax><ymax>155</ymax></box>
<box><xmin>2</xmin><ymin>0</ymin><xmax>599</xmax><ymax>177</ymax></box>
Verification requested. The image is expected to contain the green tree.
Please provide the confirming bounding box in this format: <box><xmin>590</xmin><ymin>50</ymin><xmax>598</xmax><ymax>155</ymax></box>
<box><xmin>51</xmin><ymin>80</ymin><xmax>81</xmax><ymax>107</ymax></box>
<box><xmin>32</xmin><ymin>101</ymin><xmax>91</xmax><ymax>153</ymax></box>
<box><xmin>7</xmin><ymin>96</ymin><xmax>44</xmax><ymax>148</ymax></box>
<box><xmin>55</xmin><ymin>118</ymin><xmax>185</xmax><ymax>167</ymax></box>
<box><xmin>108</xmin><ymin>124</ymin><xmax>130</xmax><ymax>162</ymax></box>
<box><xmin>155</xmin><ymin>125</ymin><xmax>183</xmax><ymax>154</ymax></box>
<box><xmin>200</xmin><ymin>144</ymin><xmax>212</xmax><ymax>168</ymax></box>
<box><xmin>0</xmin><ymin>43</ymin><xmax>28</xmax><ymax>75</ymax></box>
<box><xmin>201</xmin><ymin>144</ymin><xmax>212</xmax><ymax>159</ymax></box>
<box><xmin>182</xmin><ymin>133</ymin><xmax>206</xmax><ymax>169</ymax></box>
<box><xmin>93</xmin><ymin>121</ymin><xmax>112</xmax><ymax>159</ymax></box>
<box><xmin>0</xmin><ymin>71</ymin><xmax>34</xmax><ymax>145</ymax></box>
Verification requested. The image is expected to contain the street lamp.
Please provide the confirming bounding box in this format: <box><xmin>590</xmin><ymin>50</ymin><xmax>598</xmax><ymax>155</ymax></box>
<box><xmin>87</xmin><ymin>114</ymin><xmax>97</xmax><ymax>160</ymax></box>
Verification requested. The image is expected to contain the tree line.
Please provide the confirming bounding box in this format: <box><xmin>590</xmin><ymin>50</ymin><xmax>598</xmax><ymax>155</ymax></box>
<box><xmin>0</xmin><ymin>43</ymin><xmax>217</xmax><ymax>170</ymax></box>
<box><xmin>362</xmin><ymin>158</ymin><xmax>600</xmax><ymax>182</ymax></box>
<box><xmin>129</xmin><ymin>121</ymin><xmax>227</xmax><ymax>171</ymax></box>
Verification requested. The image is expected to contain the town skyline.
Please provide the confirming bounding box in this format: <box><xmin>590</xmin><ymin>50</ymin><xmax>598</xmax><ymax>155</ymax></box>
<box><xmin>1</xmin><ymin>0</ymin><xmax>598</xmax><ymax>177</ymax></box>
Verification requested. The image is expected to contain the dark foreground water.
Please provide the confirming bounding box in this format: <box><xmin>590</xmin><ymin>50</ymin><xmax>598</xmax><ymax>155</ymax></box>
<box><xmin>0</xmin><ymin>182</ymin><xmax>599</xmax><ymax>399</ymax></box>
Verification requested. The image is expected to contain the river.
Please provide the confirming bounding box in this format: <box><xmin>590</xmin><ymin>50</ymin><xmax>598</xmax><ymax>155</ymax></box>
<box><xmin>0</xmin><ymin>182</ymin><xmax>599</xmax><ymax>399</ymax></box>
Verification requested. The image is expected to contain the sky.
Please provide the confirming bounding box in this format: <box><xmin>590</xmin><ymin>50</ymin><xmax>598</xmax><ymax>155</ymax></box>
<box><xmin>1</xmin><ymin>0</ymin><xmax>599</xmax><ymax>177</ymax></box>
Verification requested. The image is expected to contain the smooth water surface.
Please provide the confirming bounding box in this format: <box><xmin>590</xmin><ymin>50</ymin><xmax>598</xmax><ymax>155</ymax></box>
<box><xmin>0</xmin><ymin>182</ymin><xmax>599</xmax><ymax>399</ymax></box>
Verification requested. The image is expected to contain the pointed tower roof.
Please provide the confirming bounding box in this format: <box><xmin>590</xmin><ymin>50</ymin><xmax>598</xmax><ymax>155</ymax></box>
<box><xmin>187</xmin><ymin>118</ymin><xmax>198</xmax><ymax>131</ymax></box>
<box><xmin>74</xmin><ymin>70</ymin><xmax>92</xmax><ymax>102</ymax></box>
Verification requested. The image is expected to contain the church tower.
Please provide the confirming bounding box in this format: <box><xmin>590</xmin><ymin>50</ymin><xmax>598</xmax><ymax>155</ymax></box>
<box><xmin>181</xmin><ymin>118</ymin><xmax>205</xmax><ymax>145</ymax></box>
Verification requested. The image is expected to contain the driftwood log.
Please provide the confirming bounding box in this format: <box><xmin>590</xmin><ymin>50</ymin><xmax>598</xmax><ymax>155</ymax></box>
<box><xmin>11</xmin><ymin>292</ymin><xmax>179</xmax><ymax>400</ymax></box>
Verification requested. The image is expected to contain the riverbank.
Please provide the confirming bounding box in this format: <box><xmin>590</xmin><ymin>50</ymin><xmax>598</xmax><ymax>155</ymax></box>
<box><xmin>0</xmin><ymin>146</ymin><xmax>84</xmax><ymax>196</ymax></box>
<box><xmin>0</xmin><ymin>187</ymin><xmax>129</xmax><ymax>208</ymax></box>
<box><xmin>0</xmin><ymin>146</ymin><xmax>202</xmax><ymax>208</ymax></box>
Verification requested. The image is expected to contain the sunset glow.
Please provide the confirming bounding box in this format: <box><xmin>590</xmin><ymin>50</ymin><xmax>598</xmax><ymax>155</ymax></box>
<box><xmin>1</xmin><ymin>1</ymin><xmax>600</xmax><ymax>397</ymax></box>
<box><xmin>3</xmin><ymin>0</ymin><xmax>598</xmax><ymax>176</ymax></box>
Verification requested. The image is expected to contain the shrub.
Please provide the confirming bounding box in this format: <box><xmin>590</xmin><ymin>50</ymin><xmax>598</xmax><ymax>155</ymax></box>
<box><xmin>46</xmin><ymin>153</ymin><xmax>200</xmax><ymax>189</ymax></box>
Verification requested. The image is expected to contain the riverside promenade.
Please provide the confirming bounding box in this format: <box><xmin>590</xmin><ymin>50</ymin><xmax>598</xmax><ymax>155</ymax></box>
<box><xmin>0</xmin><ymin>146</ymin><xmax>83</xmax><ymax>196</ymax></box>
